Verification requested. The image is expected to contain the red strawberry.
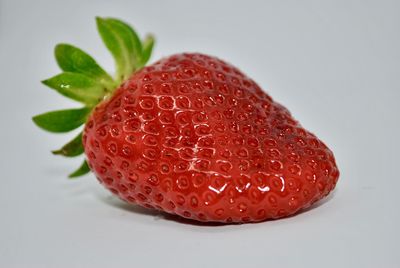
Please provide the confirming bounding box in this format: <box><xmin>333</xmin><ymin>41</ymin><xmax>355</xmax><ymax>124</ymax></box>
<box><xmin>33</xmin><ymin>17</ymin><xmax>339</xmax><ymax>223</ymax></box>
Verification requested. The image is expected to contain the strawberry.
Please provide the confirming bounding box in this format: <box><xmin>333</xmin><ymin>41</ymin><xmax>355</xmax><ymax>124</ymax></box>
<box><xmin>33</xmin><ymin>17</ymin><xmax>339</xmax><ymax>223</ymax></box>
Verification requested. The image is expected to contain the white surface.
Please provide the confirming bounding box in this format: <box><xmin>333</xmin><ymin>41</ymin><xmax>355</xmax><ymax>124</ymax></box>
<box><xmin>1</xmin><ymin>0</ymin><xmax>399</xmax><ymax>267</ymax></box>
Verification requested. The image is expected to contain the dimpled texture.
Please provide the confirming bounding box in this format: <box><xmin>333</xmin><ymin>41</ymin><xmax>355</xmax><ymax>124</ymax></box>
<box><xmin>83</xmin><ymin>53</ymin><xmax>339</xmax><ymax>223</ymax></box>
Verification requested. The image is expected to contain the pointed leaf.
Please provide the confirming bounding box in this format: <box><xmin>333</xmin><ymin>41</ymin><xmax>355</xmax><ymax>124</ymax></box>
<box><xmin>96</xmin><ymin>17</ymin><xmax>142</xmax><ymax>82</ymax></box>
<box><xmin>69</xmin><ymin>160</ymin><xmax>90</xmax><ymax>178</ymax></box>
<box><xmin>42</xmin><ymin>72</ymin><xmax>106</xmax><ymax>105</ymax></box>
<box><xmin>55</xmin><ymin>44</ymin><xmax>115</xmax><ymax>89</ymax></box>
<box><xmin>32</xmin><ymin>107</ymin><xmax>91</xmax><ymax>133</ymax></box>
<box><xmin>140</xmin><ymin>35</ymin><xmax>155</xmax><ymax>66</ymax></box>
<box><xmin>107</xmin><ymin>18</ymin><xmax>142</xmax><ymax>57</ymax></box>
<box><xmin>52</xmin><ymin>132</ymin><xmax>84</xmax><ymax>157</ymax></box>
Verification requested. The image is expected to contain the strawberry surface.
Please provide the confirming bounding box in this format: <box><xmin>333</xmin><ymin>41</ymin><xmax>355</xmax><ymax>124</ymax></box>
<box><xmin>83</xmin><ymin>53</ymin><xmax>339</xmax><ymax>222</ymax></box>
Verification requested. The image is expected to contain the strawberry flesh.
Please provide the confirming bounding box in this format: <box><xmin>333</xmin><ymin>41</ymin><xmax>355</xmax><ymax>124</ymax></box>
<box><xmin>83</xmin><ymin>53</ymin><xmax>339</xmax><ymax>223</ymax></box>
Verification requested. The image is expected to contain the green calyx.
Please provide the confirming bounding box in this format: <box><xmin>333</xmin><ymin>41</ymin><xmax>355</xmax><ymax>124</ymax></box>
<box><xmin>32</xmin><ymin>17</ymin><xmax>155</xmax><ymax>178</ymax></box>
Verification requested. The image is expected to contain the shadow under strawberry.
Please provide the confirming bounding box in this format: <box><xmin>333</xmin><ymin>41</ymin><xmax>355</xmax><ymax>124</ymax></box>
<box><xmin>96</xmin><ymin>189</ymin><xmax>337</xmax><ymax>227</ymax></box>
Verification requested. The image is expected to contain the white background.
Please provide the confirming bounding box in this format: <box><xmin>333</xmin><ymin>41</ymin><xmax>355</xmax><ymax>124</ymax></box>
<box><xmin>1</xmin><ymin>0</ymin><xmax>399</xmax><ymax>267</ymax></box>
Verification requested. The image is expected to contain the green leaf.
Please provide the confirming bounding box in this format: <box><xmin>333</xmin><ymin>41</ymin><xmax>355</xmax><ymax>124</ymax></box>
<box><xmin>42</xmin><ymin>72</ymin><xmax>106</xmax><ymax>106</ymax></box>
<box><xmin>107</xmin><ymin>18</ymin><xmax>142</xmax><ymax>57</ymax></box>
<box><xmin>69</xmin><ymin>160</ymin><xmax>90</xmax><ymax>178</ymax></box>
<box><xmin>96</xmin><ymin>17</ymin><xmax>142</xmax><ymax>82</ymax></box>
<box><xmin>52</xmin><ymin>132</ymin><xmax>84</xmax><ymax>157</ymax></box>
<box><xmin>55</xmin><ymin>44</ymin><xmax>115</xmax><ymax>89</ymax></box>
<box><xmin>32</xmin><ymin>107</ymin><xmax>91</xmax><ymax>133</ymax></box>
<box><xmin>140</xmin><ymin>35</ymin><xmax>155</xmax><ymax>66</ymax></box>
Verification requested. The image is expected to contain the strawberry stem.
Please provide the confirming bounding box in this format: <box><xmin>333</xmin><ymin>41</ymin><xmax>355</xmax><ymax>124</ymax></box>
<box><xmin>33</xmin><ymin>17</ymin><xmax>155</xmax><ymax>177</ymax></box>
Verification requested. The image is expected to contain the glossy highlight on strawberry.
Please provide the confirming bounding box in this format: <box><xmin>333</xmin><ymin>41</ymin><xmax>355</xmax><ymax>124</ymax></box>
<box><xmin>33</xmin><ymin>17</ymin><xmax>339</xmax><ymax>223</ymax></box>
